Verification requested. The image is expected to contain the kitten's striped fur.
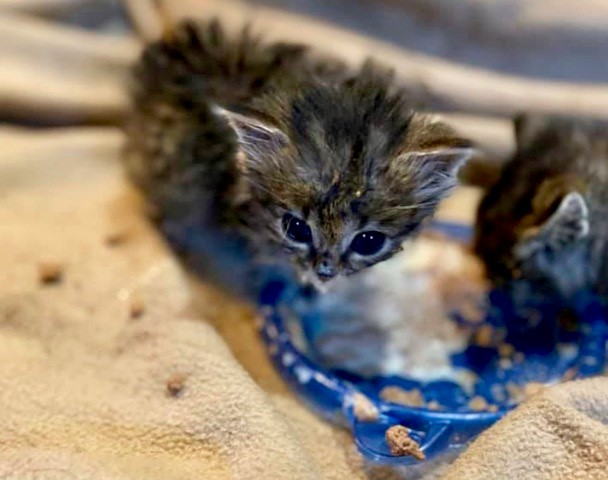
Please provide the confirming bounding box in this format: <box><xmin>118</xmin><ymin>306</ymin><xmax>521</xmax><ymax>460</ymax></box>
<box><xmin>125</xmin><ymin>19</ymin><xmax>472</xmax><ymax>286</ymax></box>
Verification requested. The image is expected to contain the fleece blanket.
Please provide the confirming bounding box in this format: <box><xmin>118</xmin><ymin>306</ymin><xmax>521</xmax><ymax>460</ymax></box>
<box><xmin>1</xmin><ymin>2</ymin><xmax>608</xmax><ymax>480</ymax></box>
<box><xmin>3</xmin><ymin>125</ymin><xmax>608</xmax><ymax>480</ymax></box>
<box><xmin>0</xmin><ymin>127</ymin><xmax>363</xmax><ymax>480</ymax></box>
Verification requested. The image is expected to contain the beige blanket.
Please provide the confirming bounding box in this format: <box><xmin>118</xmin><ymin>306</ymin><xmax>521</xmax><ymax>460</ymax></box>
<box><xmin>1</xmin><ymin>3</ymin><xmax>608</xmax><ymax>480</ymax></box>
<box><xmin>0</xmin><ymin>128</ymin><xmax>363</xmax><ymax>480</ymax></box>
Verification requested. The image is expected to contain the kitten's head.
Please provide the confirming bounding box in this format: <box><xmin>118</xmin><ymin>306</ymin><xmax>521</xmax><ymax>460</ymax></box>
<box><xmin>474</xmin><ymin>114</ymin><xmax>598</xmax><ymax>303</ymax></box>
<box><xmin>218</xmin><ymin>69</ymin><xmax>473</xmax><ymax>285</ymax></box>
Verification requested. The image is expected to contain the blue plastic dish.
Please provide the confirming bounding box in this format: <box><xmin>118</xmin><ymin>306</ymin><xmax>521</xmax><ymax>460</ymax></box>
<box><xmin>255</xmin><ymin>222</ymin><xmax>608</xmax><ymax>466</ymax></box>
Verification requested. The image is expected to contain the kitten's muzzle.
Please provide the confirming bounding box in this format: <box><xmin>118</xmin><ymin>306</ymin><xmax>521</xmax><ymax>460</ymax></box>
<box><xmin>314</xmin><ymin>259</ymin><xmax>338</xmax><ymax>282</ymax></box>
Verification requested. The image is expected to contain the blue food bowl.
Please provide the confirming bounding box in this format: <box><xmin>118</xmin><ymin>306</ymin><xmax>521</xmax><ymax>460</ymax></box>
<box><xmin>255</xmin><ymin>222</ymin><xmax>608</xmax><ymax>466</ymax></box>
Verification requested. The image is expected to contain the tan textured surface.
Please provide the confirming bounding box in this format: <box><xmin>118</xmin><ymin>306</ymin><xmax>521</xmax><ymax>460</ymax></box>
<box><xmin>0</xmin><ymin>11</ymin><xmax>137</xmax><ymax>124</ymax></box>
<box><xmin>442</xmin><ymin>378</ymin><xmax>608</xmax><ymax>480</ymax></box>
<box><xmin>4</xmin><ymin>127</ymin><xmax>608</xmax><ymax>480</ymax></box>
<box><xmin>0</xmin><ymin>127</ymin><xmax>363</xmax><ymax>480</ymax></box>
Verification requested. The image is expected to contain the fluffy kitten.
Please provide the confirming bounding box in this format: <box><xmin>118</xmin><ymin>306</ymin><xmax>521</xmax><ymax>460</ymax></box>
<box><xmin>124</xmin><ymin>20</ymin><xmax>473</xmax><ymax>288</ymax></box>
<box><xmin>474</xmin><ymin>114</ymin><xmax>608</xmax><ymax>306</ymax></box>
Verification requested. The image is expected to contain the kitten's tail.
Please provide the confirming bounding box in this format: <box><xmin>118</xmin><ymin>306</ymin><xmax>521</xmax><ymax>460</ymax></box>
<box><xmin>131</xmin><ymin>18</ymin><xmax>315</xmax><ymax>110</ymax></box>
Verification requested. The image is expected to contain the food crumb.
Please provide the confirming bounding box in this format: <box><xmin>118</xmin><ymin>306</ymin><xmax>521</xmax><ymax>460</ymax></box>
<box><xmin>129</xmin><ymin>298</ymin><xmax>145</xmax><ymax>319</ymax></box>
<box><xmin>426</xmin><ymin>400</ymin><xmax>442</xmax><ymax>411</ymax></box>
<box><xmin>498</xmin><ymin>343</ymin><xmax>515</xmax><ymax>358</ymax></box>
<box><xmin>38</xmin><ymin>261</ymin><xmax>63</xmax><ymax>285</ymax></box>
<box><xmin>498</xmin><ymin>357</ymin><xmax>513</xmax><ymax>369</ymax></box>
<box><xmin>468</xmin><ymin>395</ymin><xmax>490</xmax><ymax>411</ymax></box>
<box><xmin>380</xmin><ymin>386</ymin><xmax>425</xmax><ymax>407</ymax></box>
<box><xmin>385</xmin><ymin>425</ymin><xmax>425</xmax><ymax>460</ymax></box>
<box><xmin>104</xmin><ymin>231</ymin><xmax>127</xmax><ymax>247</ymax></box>
<box><xmin>352</xmin><ymin>393</ymin><xmax>379</xmax><ymax>422</ymax></box>
<box><xmin>166</xmin><ymin>373</ymin><xmax>187</xmax><ymax>397</ymax></box>
<box><xmin>473</xmin><ymin>325</ymin><xmax>494</xmax><ymax>347</ymax></box>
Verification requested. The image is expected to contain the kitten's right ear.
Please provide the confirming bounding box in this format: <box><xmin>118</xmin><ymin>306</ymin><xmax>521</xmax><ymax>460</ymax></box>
<box><xmin>213</xmin><ymin>106</ymin><xmax>289</xmax><ymax>168</ymax></box>
<box><xmin>515</xmin><ymin>192</ymin><xmax>589</xmax><ymax>259</ymax></box>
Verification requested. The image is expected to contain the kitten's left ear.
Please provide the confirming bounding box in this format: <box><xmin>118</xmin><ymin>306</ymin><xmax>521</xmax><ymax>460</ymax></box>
<box><xmin>403</xmin><ymin>146</ymin><xmax>475</xmax><ymax>202</ymax></box>
<box><xmin>213</xmin><ymin>106</ymin><xmax>289</xmax><ymax>168</ymax></box>
<box><xmin>515</xmin><ymin>192</ymin><xmax>589</xmax><ymax>259</ymax></box>
<box><xmin>400</xmin><ymin>113</ymin><xmax>476</xmax><ymax>202</ymax></box>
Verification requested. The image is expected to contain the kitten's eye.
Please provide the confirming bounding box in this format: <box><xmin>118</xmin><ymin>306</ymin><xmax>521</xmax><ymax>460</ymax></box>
<box><xmin>350</xmin><ymin>231</ymin><xmax>386</xmax><ymax>256</ymax></box>
<box><xmin>282</xmin><ymin>213</ymin><xmax>312</xmax><ymax>244</ymax></box>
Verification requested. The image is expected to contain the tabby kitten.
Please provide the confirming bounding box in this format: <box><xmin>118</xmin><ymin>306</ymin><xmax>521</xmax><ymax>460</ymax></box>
<box><xmin>125</xmin><ymin>20</ymin><xmax>473</xmax><ymax>288</ymax></box>
<box><xmin>474</xmin><ymin>114</ymin><xmax>608</xmax><ymax>306</ymax></box>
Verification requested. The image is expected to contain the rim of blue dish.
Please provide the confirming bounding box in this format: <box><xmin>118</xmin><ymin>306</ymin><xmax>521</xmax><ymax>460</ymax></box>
<box><xmin>255</xmin><ymin>221</ymin><xmax>608</xmax><ymax>465</ymax></box>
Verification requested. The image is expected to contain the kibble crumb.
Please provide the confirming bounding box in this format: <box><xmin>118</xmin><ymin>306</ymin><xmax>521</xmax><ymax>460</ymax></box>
<box><xmin>468</xmin><ymin>395</ymin><xmax>489</xmax><ymax>411</ymax></box>
<box><xmin>352</xmin><ymin>393</ymin><xmax>379</xmax><ymax>422</ymax></box>
<box><xmin>498</xmin><ymin>357</ymin><xmax>513</xmax><ymax>369</ymax></box>
<box><xmin>129</xmin><ymin>298</ymin><xmax>145</xmax><ymax>319</ymax></box>
<box><xmin>498</xmin><ymin>343</ymin><xmax>515</xmax><ymax>358</ymax></box>
<box><xmin>380</xmin><ymin>386</ymin><xmax>424</xmax><ymax>407</ymax></box>
<box><xmin>104</xmin><ymin>231</ymin><xmax>127</xmax><ymax>247</ymax></box>
<box><xmin>385</xmin><ymin>425</ymin><xmax>425</xmax><ymax>460</ymax></box>
<box><xmin>166</xmin><ymin>373</ymin><xmax>187</xmax><ymax>397</ymax></box>
<box><xmin>38</xmin><ymin>261</ymin><xmax>63</xmax><ymax>285</ymax></box>
<box><xmin>473</xmin><ymin>325</ymin><xmax>494</xmax><ymax>347</ymax></box>
<box><xmin>426</xmin><ymin>400</ymin><xmax>442</xmax><ymax>411</ymax></box>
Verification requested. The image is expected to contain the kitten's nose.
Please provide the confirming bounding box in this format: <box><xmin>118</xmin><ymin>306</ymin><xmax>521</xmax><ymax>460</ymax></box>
<box><xmin>315</xmin><ymin>259</ymin><xmax>337</xmax><ymax>282</ymax></box>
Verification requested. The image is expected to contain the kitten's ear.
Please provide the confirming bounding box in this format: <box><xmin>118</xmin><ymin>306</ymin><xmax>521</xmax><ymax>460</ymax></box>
<box><xmin>400</xmin><ymin>113</ymin><xmax>475</xmax><ymax>202</ymax></box>
<box><xmin>403</xmin><ymin>147</ymin><xmax>475</xmax><ymax>202</ymax></box>
<box><xmin>213</xmin><ymin>106</ymin><xmax>289</xmax><ymax>167</ymax></box>
<box><xmin>515</xmin><ymin>192</ymin><xmax>589</xmax><ymax>259</ymax></box>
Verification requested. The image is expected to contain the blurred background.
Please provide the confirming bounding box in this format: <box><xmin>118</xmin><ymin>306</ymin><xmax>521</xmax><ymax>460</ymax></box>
<box><xmin>0</xmin><ymin>0</ymin><xmax>608</xmax><ymax>191</ymax></box>
<box><xmin>2</xmin><ymin>0</ymin><xmax>608</xmax><ymax>186</ymax></box>
<box><xmin>247</xmin><ymin>0</ymin><xmax>608</xmax><ymax>82</ymax></box>
<box><xmin>6</xmin><ymin>0</ymin><xmax>608</xmax><ymax>80</ymax></box>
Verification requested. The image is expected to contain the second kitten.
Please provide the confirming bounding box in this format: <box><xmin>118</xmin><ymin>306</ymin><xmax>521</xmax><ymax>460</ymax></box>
<box><xmin>474</xmin><ymin>114</ymin><xmax>608</xmax><ymax>308</ymax></box>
